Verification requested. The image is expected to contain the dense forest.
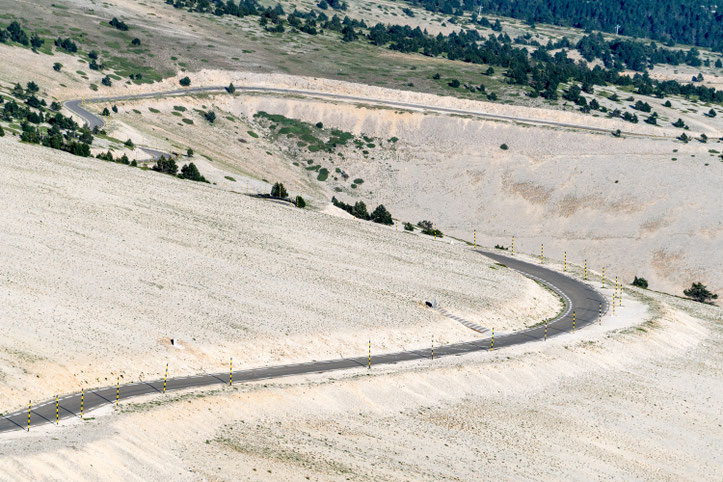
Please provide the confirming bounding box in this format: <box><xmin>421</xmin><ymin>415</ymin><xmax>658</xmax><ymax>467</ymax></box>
<box><xmin>402</xmin><ymin>0</ymin><xmax>723</xmax><ymax>52</ymax></box>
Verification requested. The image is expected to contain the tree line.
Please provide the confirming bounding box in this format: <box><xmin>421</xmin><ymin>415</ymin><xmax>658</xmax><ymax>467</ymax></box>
<box><xmin>401</xmin><ymin>0</ymin><xmax>723</xmax><ymax>52</ymax></box>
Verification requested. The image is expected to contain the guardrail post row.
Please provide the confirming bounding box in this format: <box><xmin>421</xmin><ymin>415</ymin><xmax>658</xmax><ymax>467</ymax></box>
<box><xmin>81</xmin><ymin>388</ymin><xmax>84</xmax><ymax>419</ymax></box>
<box><xmin>584</xmin><ymin>259</ymin><xmax>587</xmax><ymax>280</ymax></box>
<box><xmin>56</xmin><ymin>395</ymin><xmax>59</xmax><ymax>424</ymax></box>
<box><xmin>545</xmin><ymin>320</ymin><xmax>548</xmax><ymax>341</ymax></box>
<box><xmin>229</xmin><ymin>357</ymin><xmax>233</xmax><ymax>386</ymax></box>
<box><xmin>572</xmin><ymin>311</ymin><xmax>576</xmax><ymax>333</ymax></box>
<box><xmin>602</xmin><ymin>267</ymin><xmax>606</xmax><ymax>287</ymax></box>
<box><xmin>116</xmin><ymin>378</ymin><xmax>120</xmax><ymax>404</ymax></box>
<box><xmin>27</xmin><ymin>400</ymin><xmax>31</xmax><ymax>432</ymax></box>
<box><xmin>511</xmin><ymin>237</ymin><xmax>514</xmax><ymax>256</ymax></box>
<box><xmin>490</xmin><ymin>328</ymin><xmax>494</xmax><ymax>351</ymax></box>
<box><xmin>599</xmin><ymin>303</ymin><xmax>602</xmax><ymax>324</ymax></box>
<box><xmin>564</xmin><ymin>251</ymin><xmax>567</xmax><ymax>271</ymax></box>
<box><xmin>540</xmin><ymin>243</ymin><xmax>543</xmax><ymax>264</ymax></box>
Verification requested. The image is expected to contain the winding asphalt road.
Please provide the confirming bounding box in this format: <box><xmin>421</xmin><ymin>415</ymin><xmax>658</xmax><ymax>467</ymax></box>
<box><xmin>64</xmin><ymin>86</ymin><xmax>667</xmax><ymax>138</ymax></box>
<box><xmin>0</xmin><ymin>250</ymin><xmax>606</xmax><ymax>434</ymax></box>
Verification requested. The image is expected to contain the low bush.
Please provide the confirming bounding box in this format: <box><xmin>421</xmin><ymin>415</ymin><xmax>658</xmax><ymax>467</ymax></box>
<box><xmin>683</xmin><ymin>282</ymin><xmax>718</xmax><ymax>303</ymax></box>
<box><xmin>632</xmin><ymin>276</ymin><xmax>648</xmax><ymax>289</ymax></box>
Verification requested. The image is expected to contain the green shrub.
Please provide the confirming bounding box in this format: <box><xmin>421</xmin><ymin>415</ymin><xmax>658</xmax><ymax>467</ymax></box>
<box><xmin>179</xmin><ymin>162</ymin><xmax>208</xmax><ymax>182</ymax></box>
<box><xmin>224</xmin><ymin>175</ymin><xmax>236</xmax><ymax>181</ymax></box>
<box><xmin>417</xmin><ymin>220</ymin><xmax>443</xmax><ymax>237</ymax></box>
<box><xmin>632</xmin><ymin>276</ymin><xmax>648</xmax><ymax>289</ymax></box>
<box><xmin>295</xmin><ymin>195</ymin><xmax>306</xmax><ymax>208</ymax></box>
<box><xmin>187</xmin><ymin>148</ymin><xmax>193</xmax><ymax>157</ymax></box>
<box><xmin>353</xmin><ymin>178</ymin><xmax>364</xmax><ymax>185</ymax></box>
<box><xmin>0</xmin><ymin>125</ymin><xmax>4</xmax><ymax>137</ymax></box>
<box><xmin>271</xmin><ymin>182</ymin><xmax>288</xmax><ymax>198</ymax></box>
<box><xmin>152</xmin><ymin>156</ymin><xmax>178</xmax><ymax>175</ymax></box>
<box><xmin>317</xmin><ymin>168</ymin><xmax>329</xmax><ymax>181</ymax></box>
<box><xmin>370</xmin><ymin>204</ymin><xmax>393</xmax><ymax>225</ymax></box>
<box><xmin>500</xmin><ymin>143</ymin><xmax>508</xmax><ymax>150</ymax></box>
<box><xmin>683</xmin><ymin>282</ymin><xmax>718</xmax><ymax>303</ymax></box>
<box><xmin>179</xmin><ymin>76</ymin><xmax>191</xmax><ymax>86</ymax></box>
<box><xmin>403</xmin><ymin>222</ymin><xmax>414</xmax><ymax>231</ymax></box>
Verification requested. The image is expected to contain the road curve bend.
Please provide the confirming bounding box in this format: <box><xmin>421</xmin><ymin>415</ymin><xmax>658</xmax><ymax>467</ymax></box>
<box><xmin>63</xmin><ymin>86</ymin><xmax>668</xmax><ymax>139</ymax></box>
<box><xmin>0</xmin><ymin>250</ymin><xmax>606</xmax><ymax>434</ymax></box>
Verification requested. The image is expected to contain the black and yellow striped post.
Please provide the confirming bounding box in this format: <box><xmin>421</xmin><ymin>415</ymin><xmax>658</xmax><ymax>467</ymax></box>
<box><xmin>490</xmin><ymin>328</ymin><xmax>494</xmax><ymax>351</ymax></box>
<box><xmin>564</xmin><ymin>251</ymin><xmax>567</xmax><ymax>271</ymax></box>
<box><xmin>511</xmin><ymin>237</ymin><xmax>514</xmax><ymax>256</ymax></box>
<box><xmin>602</xmin><ymin>267</ymin><xmax>606</xmax><ymax>287</ymax></box>
<box><xmin>81</xmin><ymin>388</ymin><xmax>84</xmax><ymax>419</ymax></box>
<box><xmin>56</xmin><ymin>395</ymin><xmax>59</xmax><ymax>424</ymax></box>
<box><xmin>599</xmin><ymin>303</ymin><xmax>602</xmax><ymax>324</ymax></box>
<box><xmin>434</xmin><ymin>225</ymin><xmax>437</xmax><ymax>240</ymax></box>
<box><xmin>431</xmin><ymin>337</ymin><xmax>434</xmax><ymax>360</ymax></box>
<box><xmin>27</xmin><ymin>400</ymin><xmax>31</xmax><ymax>432</ymax></box>
<box><xmin>473</xmin><ymin>230</ymin><xmax>476</xmax><ymax>248</ymax></box>
<box><xmin>116</xmin><ymin>378</ymin><xmax>120</xmax><ymax>404</ymax></box>
<box><xmin>572</xmin><ymin>311</ymin><xmax>576</xmax><ymax>333</ymax></box>
<box><xmin>544</xmin><ymin>320</ymin><xmax>548</xmax><ymax>341</ymax></box>
<box><xmin>612</xmin><ymin>294</ymin><xmax>616</xmax><ymax>315</ymax></box>
<box><xmin>368</xmin><ymin>340</ymin><xmax>371</xmax><ymax>370</ymax></box>
<box><xmin>163</xmin><ymin>363</ymin><xmax>168</xmax><ymax>394</ymax></box>
<box><xmin>229</xmin><ymin>357</ymin><xmax>233</xmax><ymax>386</ymax></box>
<box><xmin>584</xmin><ymin>259</ymin><xmax>587</xmax><ymax>280</ymax></box>
<box><xmin>540</xmin><ymin>243</ymin><xmax>544</xmax><ymax>264</ymax></box>
<box><xmin>615</xmin><ymin>276</ymin><xmax>618</xmax><ymax>300</ymax></box>
<box><xmin>619</xmin><ymin>286</ymin><xmax>623</xmax><ymax>307</ymax></box>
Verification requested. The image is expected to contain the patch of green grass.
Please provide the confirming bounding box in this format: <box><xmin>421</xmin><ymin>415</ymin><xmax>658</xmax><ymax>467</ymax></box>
<box><xmin>132</xmin><ymin>109</ymin><xmax>142</xmax><ymax>114</ymax></box>
<box><xmin>148</xmin><ymin>107</ymin><xmax>160</xmax><ymax>113</ymax></box>
<box><xmin>224</xmin><ymin>175</ymin><xmax>236</xmax><ymax>181</ymax></box>
<box><xmin>173</xmin><ymin>105</ymin><xmax>187</xmax><ymax>112</ymax></box>
<box><xmin>254</xmin><ymin>112</ymin><xmax>353</xmax><ymax>153</ymax></box>
<box><xmin>171</xmin><ymin>111</ymin><xmax>182</xmax><ymax>117</ymax></box>
<box><xmin>247</xmin><ymin>130</ymin><xmax>259</xmax><ymax>138</ymax></box>
<box><xmin>182</xmin><ymin>118</ymin><xmax>194</xmax><ymax>124</ymax></box>
<box><xmin>353</xmin><ymin>178</ymin><xmax>364</xmax><ymax>185</ymax></box>
<box><xmin>317</xmin><ymin>168</ymin><xmax>329</xmax><ymax>181</ymax></box>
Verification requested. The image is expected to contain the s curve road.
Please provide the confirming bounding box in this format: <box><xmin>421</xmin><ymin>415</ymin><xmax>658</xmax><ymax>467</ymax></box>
<box><xmin>0</xmin><ymin>250</ymin><xmax>606</xmax><ymax>434</ymax></box>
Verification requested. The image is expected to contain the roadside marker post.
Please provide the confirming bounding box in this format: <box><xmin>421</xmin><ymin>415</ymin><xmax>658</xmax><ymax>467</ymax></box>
<box><xmin>602</xmin><ymin>267</ymin><xmax>606</xmax><ymax>287</ymax></box>
<box><xmin>573</xmin><ymin>311</ymin><xmax>576</xmax><ymax>333</ymax></box>
<box><xmin>564</xmin><ymin>251</ymin><xmax>567</xmax><ymax>272</ymax></box>
<box><xmin>56</xmin><ymin>395</ymin><xmax>59</xmax><ymax>424</ymax></box>
<box><xmin>615</xmin><ymin>276</ymin><xmax>618</xmax><ymax>299</ymax></box>
<box><xmin>431</xmin><ymin>337</ymin><xmax>434</xmax><ymax>360</ymax></box>
<box><xmin>27</xmin><ymin>401</ymin><xmax>31</xmax><ymax>432</ymax></box>
<box><xmin>229</xmin><ymin>358</ymin><xmax>233</xmax><ymax>386</ymax></box>
<box><xmin>163</xmin><ymin>363</ymin><xmax>168</xmax><ymax>394</ymax></box>
<box><xmin>474</xmin><ymin>230</ymin><xmax>476</xmax><ymax>248</ymax></box>
<box><xmin>81</xmin><ymin>388</ymin><xmax>84</xmax><ymax>419</ymax></box>
<box><xmin>540</xmin><ymin>244</ymin><xmax>544</xmax><ymax>264</ymax></box>
<box><xmin>584</xmin><ymin>259</ymin><xmax>587</xmax><ymax>280</ymax></box>
<box><xmin>599</xmin><ymin>303</ymin><xmax>602</xmax><ymax>324</ymax></box>
<box><xmin>116</xmin><ymin>378</ymin><xmax>120</xmax><ymax>404</ymax></box>
<box><xmin>511</xmin><ymin>237</ymin><xmax>514</xmax><ymax>256</ymax></box>
<box><xmin>434</xmin><ymin>225</ymin><xmax>437</xmax><ymax>241</ymax></box>
<box><xmin>490</xmin><ymin>328</ymin><xmax>494</xmax><ymax>351</ymax></box>
<box><xmin>612</xmin><ymin>294</ymin><xmax>616</xmax><ymax>315</ymax></box>
<box><xmin>368</xmin><ymin>341</ymin><xmax>371</xmax><ymax>370</ymax></box>
<box><xmin>545</xmin><ymin>320</ymin><xmax>548</xmax><ymax>341</ymax></box>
